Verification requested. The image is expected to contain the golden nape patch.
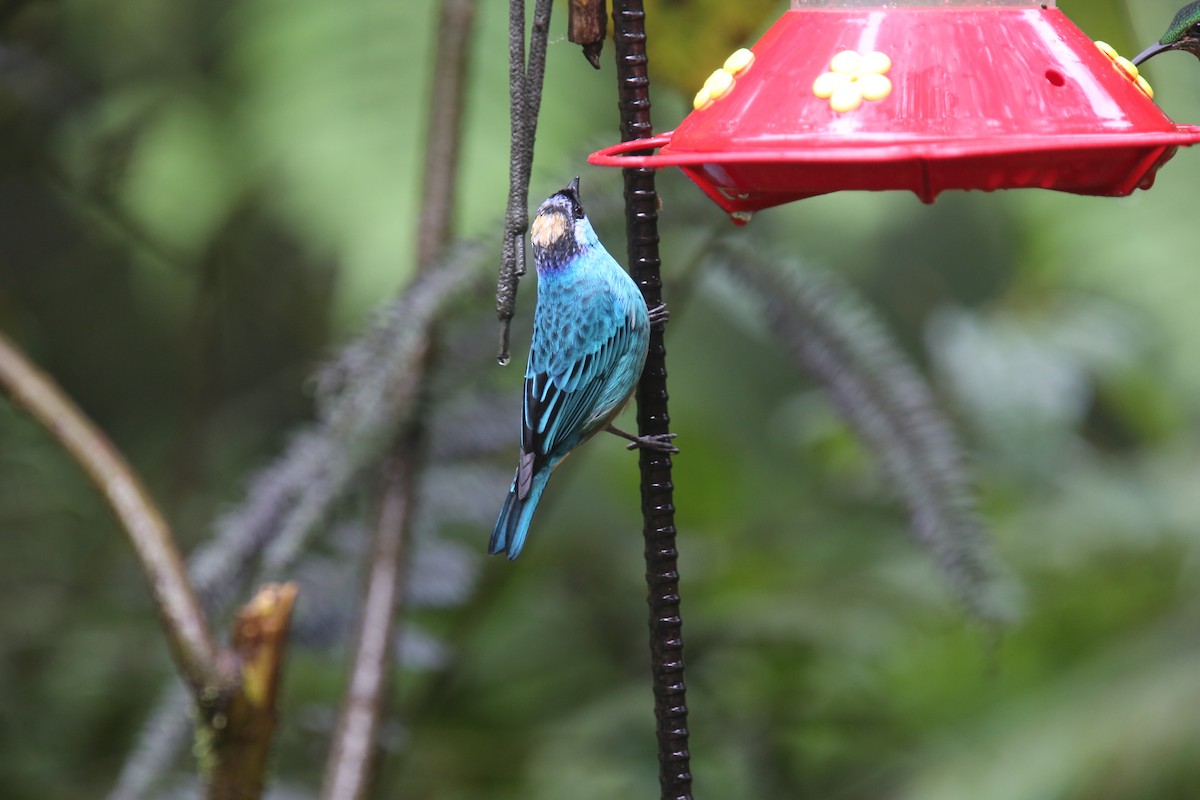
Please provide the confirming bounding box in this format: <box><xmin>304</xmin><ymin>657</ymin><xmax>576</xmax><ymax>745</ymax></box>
<box><xmin>530</xmin><ymin>211</ymin><xmax>570</xmax><ymax>248</ymax></box>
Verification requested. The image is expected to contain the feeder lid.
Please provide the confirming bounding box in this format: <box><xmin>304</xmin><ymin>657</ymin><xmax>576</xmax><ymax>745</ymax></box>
<box><xmin>589</xmin><ymin>0</ymin><xmax>1200</xmax><ymax>222</ymax></box>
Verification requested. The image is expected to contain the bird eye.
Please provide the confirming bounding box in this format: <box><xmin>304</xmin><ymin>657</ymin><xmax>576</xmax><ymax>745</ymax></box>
<box><xmin>571</xmin><ymin>200</ymin><xmax>585</xmax><ymax>220</ymax></box>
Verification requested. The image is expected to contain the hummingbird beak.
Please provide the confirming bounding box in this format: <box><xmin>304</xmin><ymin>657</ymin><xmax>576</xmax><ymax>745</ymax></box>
<box><xmin>1132</xmin><ymin>41</ymin><xmax>1177</xmax><ymax>66</ymax></box>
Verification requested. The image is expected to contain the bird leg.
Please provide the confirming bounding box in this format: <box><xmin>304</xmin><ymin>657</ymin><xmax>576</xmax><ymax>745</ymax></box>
<box><xmin>606</xmin><ymin>424</ymin><xmax>679</xmax><ymax>454</ymax></box>
<box><xmin>647</xmin><ymin>302</ymin><xmax>670</xmax><ymax>326</ymax></box>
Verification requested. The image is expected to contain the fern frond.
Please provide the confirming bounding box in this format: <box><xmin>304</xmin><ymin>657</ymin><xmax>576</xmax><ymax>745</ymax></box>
<box><xmin>189</xmin><ymin>244</ymin><xmax>484</xmax><ymax>607</ymax></box>
<box><xmin>717</xmin><ymin>241</ymin><xmax>1016</xmax><ymax>624</ymax></box>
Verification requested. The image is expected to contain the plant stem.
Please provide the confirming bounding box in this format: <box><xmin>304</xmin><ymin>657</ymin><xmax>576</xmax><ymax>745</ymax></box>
<box><xmin>0</xmin><ymin>329</ymin><xmax>227</xmax><ymax>695</ymax></box>
<box><xmin>206</xmin><ymin>583</ymin><xmax>299</xmax><ymax>800</ymax></box>
<box><xmin>319</xmin><ymin>444</ymin><xmax>420</xmax><ymax>800</ymax></box>
<box><xmin>416</xmin><ymin>0</ymin><xmax>478</xmax><ymax>266</ymax></box>
<box><xmin>322</xmin><ymin>0</ymin><xmax>476</xmax><ymax>793</ymax></box>
<box><xmin>610</xmin><ymin>3</ymin><xmax>693</xmax><ymax>798</ymax></box>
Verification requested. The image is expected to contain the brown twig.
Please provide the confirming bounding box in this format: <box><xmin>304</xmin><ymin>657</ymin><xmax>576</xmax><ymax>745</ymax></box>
<box><xmin>319</xmin><ymin>445</ymin><xmax>420</xmax><ymax>800</ymax></box>
<box><xmin>205</xmin><ymin>583</ymin><xmax>299</xmax><ymax>800</ymax></box>
<box><xmin>321</xmin><ymin>1</ymin><xmax>477</xmax><ymax>795</ymax></box>
<box><xmin>0</xmin><ymin>329</ymin><xmax>228</xmax><ymax>695</ymax></box>
<box><xmin>0</xmin><ymin>330</ymin><xmax>304</xmax><ymax>798</ymax></box>
<box><xmin>416</xmin><ymin>0</ymin><xmax>478</xmax><ymax>266</ymax></box>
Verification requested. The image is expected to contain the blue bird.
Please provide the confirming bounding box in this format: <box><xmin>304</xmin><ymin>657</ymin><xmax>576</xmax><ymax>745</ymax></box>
<box><xmin>490</xmin><ymin>178</ymin><xmax>674</xmax><ymax>560</ymax></box>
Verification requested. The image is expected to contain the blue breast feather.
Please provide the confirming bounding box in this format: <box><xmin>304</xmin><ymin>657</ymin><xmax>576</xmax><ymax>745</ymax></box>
<box><xmin>518</xmin><ymin>250</ymin><xmax>649</xmax><ymax>495</ymax></box>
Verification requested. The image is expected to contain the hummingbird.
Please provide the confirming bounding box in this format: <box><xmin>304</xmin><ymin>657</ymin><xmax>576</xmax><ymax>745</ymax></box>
<box><xmin>1133</xmin><ymin>1</ymin><xmax>1200</xmax><ymax>66</ymax></box>
<box><xmin>490</xmin><ymin>178</ymin><xmax>675</xmax><ymax>560</ymax></box>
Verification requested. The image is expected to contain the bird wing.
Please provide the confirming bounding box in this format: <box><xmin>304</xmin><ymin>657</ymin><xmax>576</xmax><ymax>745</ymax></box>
<box><xmin>516</xmin><ymin>309</ymin><xmax>641</xmax><ymax>501</ymax></box>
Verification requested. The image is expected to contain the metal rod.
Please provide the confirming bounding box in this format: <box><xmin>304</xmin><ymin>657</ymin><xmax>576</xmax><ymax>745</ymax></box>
<box><xmin>610</xmin><ymin>3</ymin><xmax>693</xmax><ymax>798</ymax></box>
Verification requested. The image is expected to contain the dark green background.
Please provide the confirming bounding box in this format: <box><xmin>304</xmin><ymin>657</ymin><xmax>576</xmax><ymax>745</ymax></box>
<box><xmin>3</xmin><ymin>1</ymin><xmax>1200</xmax><ymax>797</ymax></box>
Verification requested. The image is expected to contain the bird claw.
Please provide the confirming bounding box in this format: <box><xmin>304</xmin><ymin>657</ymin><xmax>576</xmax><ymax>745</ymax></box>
<box><xmin>624</xmin><ymin>432</ymin><xmax>679</xmax><ymax>454</ymax></box>
<box><xmin>648</xmin><ymin>302</ymin><xmax>670</xmax><ymax>326</ymax></box>
<box><xmin>605</xmin><ymin>423</ymin><xmax>680</xmax><ymax>454</ymax></box>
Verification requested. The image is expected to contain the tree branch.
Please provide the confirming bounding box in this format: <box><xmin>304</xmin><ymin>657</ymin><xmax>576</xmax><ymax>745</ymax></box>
<box><xmin>321</xmin><ymin>0</ymin><xmax>475</xmax><ymax>791</ymax></box>
<box><xmin>205</xmin><ymin>583</ymin><xmax>299</xmax><ymax>800</ymax></box>
<box><xmin>320</xmin><ymin>444</ymin><xmax>420</xmax><ymax>800</ymax></box>
<box><xmin>0</xmin><ymin>329</ymin><xmax>228</xmax><ymax>694</ymax></box>
<box><xmin>416</xmin><ymin>0</ymin><xmax>478</xmax><ymax>266</ymax></box>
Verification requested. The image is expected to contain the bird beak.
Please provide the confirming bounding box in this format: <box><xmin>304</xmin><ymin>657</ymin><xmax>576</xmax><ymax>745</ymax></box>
<box><xmin>1132</xmin><ymin>41</ymin><xmax>1176</xmax><ymax>67</ymax></box>
<box><xmin>565</xmin><ymin>176</ymin><xmax>581</xmax><ymax>201</ymax></box>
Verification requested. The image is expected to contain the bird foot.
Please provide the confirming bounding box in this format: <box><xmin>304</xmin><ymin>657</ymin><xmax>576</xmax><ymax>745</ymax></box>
<box><xmin>606</xmin><ymin>424</ymin><xmax>680</xmax><ymax>454</ymax></box>
<box><xmin>647</xmin><ymin>302</ymin><xmax>670</xmax><ymax>326</ymax></box>
<box><xmin>626</xmin><ymin>433</ymin><xmax>679</xmax><ymax>454</ymax></box>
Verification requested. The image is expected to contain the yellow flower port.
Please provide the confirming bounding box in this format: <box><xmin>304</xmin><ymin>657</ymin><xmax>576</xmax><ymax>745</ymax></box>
<box><xmin>1094</xmin><ymin>40</ymin><xmax>1154</xmax><ymax>99</ymax></box>
<box><xmin>693</xmin><ymin>48</ymin><xmax>757</xmax><ymax>111</ymax></box>
<box><xmin>812</xmin><ymin>49</ymin><xmax>893</xmax><ymax>113</ymax></box>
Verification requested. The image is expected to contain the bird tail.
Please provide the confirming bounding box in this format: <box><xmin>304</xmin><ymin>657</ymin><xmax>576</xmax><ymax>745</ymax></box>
<box><xmin>489</xmin><ymin>467</ymin><xmax>552</xmax><ymax>560</ymax></box>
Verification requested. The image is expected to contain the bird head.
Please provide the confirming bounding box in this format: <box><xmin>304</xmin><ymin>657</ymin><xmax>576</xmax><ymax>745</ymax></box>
<box><xmin>1133</xmin><ymin>1</ymin><xmax>1200</xmax><ymax>66</ymax></box>
<box><xmin>529</xmin><ymin>177</ymin><xmax>600</xmax><ymax>268</ymax></box>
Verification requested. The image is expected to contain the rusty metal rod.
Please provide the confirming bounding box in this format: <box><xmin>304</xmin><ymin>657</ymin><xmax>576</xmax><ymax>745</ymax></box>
<box><xmin>610</xmin><ymin>2</ymin><xmax>693</xmax><ymax>798</ymax></box>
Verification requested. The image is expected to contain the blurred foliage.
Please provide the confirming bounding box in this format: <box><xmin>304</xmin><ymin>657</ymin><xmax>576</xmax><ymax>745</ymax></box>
<box><xmin>4</xmin><ymin>0</ymin><xmax>1200</xmax><ymax>799</ymax></box>
<box><xmin>643</xmin><ymin>0</ymin><xmax>781</xmax><ymax>93</ymax></box>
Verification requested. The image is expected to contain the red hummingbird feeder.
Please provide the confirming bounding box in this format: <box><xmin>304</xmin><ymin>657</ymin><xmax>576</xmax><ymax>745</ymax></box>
<box><xmin>588</xmin><ymin>0</ymin><xmax>1200</xmax><ymax>223</ymax></box>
